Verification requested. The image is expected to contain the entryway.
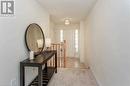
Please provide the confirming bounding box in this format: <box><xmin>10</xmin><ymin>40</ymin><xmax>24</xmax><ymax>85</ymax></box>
<box><xmin>53</xmin><ymin>24</ymin><xmax>86</xmax><ymax>69</ymax></box>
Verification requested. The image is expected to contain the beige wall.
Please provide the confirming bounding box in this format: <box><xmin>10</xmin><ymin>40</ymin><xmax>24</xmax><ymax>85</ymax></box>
<box><xmin>79</xmin><ymin>21</ymin><xmax>85</xmax><ymax>63</ymax></box>
<box><xmin>49</xmin><ymin>20</ymin><xmax>56</xmax><ymax>43</ymax></box>
<box><xmin>85</xmin><ymin>0</ymin><xmax>130</xmax><ymax>86</ymax></box>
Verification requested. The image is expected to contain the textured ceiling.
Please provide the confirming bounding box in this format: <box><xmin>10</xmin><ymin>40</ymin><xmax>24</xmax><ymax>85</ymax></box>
<box><xmin>37</xmin><ymin>0</ymin><xmax>97</xmax><ymax>24</ymax></box>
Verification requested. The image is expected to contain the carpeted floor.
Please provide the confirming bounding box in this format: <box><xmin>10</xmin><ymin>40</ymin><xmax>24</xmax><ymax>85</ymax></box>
<box><xmin>48</xmin><ymin>68</ymin><xmax>99</xmax><ymax>86</ymax></box>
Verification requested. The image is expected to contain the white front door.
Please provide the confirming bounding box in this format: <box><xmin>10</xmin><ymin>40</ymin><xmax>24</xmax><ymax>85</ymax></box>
<box><xmin>63</xmin><ymin>29</ymin><xmax>75</xmax><ymax>57</ymax></box>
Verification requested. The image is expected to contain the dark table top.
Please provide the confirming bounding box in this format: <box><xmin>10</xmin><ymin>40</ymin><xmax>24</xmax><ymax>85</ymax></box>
<box><xmin>20</xmin><ymin>50</ymin><xmax>56</xmax><ymax>66</ymax></box>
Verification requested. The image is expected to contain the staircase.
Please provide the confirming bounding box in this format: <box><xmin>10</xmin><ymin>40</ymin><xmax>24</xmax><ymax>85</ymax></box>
<box><xmin>47</xmin><ymin>40</ymin><xmax>67</xmax><ymax>68</ymax></box>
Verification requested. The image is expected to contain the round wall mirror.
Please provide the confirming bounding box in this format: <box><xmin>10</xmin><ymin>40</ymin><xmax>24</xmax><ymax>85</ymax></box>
<box><xmin>25</xmin><ymin>23</ymin><xmax>45</xmax><ymax>55</ymax></box>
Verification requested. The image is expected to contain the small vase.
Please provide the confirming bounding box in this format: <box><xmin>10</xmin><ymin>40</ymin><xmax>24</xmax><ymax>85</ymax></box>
<box><xmin>29</xmin><ymin>51</ymin><xmax>34</xmax><ymax>60</ymax></box>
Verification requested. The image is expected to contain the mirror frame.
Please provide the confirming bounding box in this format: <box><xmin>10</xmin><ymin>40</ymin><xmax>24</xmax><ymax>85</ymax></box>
<box><xmin>25</xmin><ymin>23</ymin><xmax>45</xmax><ymax>55</ymax></box>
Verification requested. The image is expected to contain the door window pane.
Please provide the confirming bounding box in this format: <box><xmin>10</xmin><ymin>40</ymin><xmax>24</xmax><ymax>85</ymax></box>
<box><xmin>60</xmin><ymin>30</ymin><xmax>63</xmax><ymax>42</ymax></box>
<box><xmin>75</xmin><ymin>29</ymin><xmax>78</xmax><ymax>52</ymax></box>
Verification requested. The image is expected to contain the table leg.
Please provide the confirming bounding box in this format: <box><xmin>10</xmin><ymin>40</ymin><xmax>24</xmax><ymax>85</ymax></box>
<box><xmin>38</xmin><ymin>66</ymin><xmax>42</xmax><ymax>86</ymax></box>
<box><xmin>20</xmin><ymin>63</ymin><xmax>24</xmax><ymax>86</ymax></box>
<box><xmin>55</xmin><ymin>52</ymin><xmax>57</xmax><ymax>73</ymax></box>
<box><xmin>45</xmin><ymin>63</ymin><xmax>48</xmax><ymax>73</ymax></box>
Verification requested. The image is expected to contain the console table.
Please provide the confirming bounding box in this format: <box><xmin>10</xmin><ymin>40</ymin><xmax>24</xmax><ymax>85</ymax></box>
<box><xmin>20</xmin><ymin>50</ymin><xmax>57</xmax><ymax>86</ymax></box>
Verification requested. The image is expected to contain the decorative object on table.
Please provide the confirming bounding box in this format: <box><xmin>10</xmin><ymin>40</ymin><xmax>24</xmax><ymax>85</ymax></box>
<box><xmin>25</xmin><ymin>23</ymin><xmax>45</xmax><ymax>56</ymax></box>
<box><xmin>45</xmin><ymin>38</ymin><xmax>51</xmax><ymax>50</ymax></box>
<box><xmin>29</xmin><ymin>51</ymin><xmax>34</xmax><ymax>60</ymax></box>
<box><xmin>37</xmin><ymin>39</ymin><xmax>43</xmax><ymax>51</ymax></box>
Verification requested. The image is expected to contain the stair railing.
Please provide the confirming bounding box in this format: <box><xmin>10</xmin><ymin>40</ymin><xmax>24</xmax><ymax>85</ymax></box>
<box><xmin>47</xmin><ymin>40</ymin><xmax>66</xmax><ymax>68</ymax></box>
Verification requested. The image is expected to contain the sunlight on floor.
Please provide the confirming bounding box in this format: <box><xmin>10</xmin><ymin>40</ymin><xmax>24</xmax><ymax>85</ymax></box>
<box><xmin>65</xmin><ymin>57</ymin><xmax>87</xmax><ymax>69</ymax></box>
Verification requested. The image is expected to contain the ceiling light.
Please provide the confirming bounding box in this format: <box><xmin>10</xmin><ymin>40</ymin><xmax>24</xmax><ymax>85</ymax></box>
<box><xmin>65</xmin><ymin>19</ymin><xmax>70</xmax><ymax>25</ymax></box>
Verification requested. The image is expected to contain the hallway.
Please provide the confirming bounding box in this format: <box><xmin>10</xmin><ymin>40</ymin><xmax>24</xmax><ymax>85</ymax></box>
<box><xmin>46</xmin><ymin>56</ymin><xmax>98</xmax><ymax>86</ymax></box>
<box><xmin>48</xmin><ymin>68</ymin><xmax>98</xmax><ymax>86</ymax></box>
<box><xmin>0</xmin><ymin>0</ymin><xmax>130</xmax><ymax>86</ymax></box>
<box><xmin>65</xmin><ymin>57</ymin><xmax>86</xmax><ymax>69</ymax></box>
<box><xmin>48</xmin><ymin>58</ymin><xmax>98</xmax><ymax>86</ymax></box>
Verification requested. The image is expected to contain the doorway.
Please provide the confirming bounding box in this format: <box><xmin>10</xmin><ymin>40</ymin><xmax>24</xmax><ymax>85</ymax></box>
<box><xmin>55</xmin><ymin>25</ymin><xmax>79</xmax><ymax>58</ymax></box>
<box><xmin>54</xmin><ymin>25</ymin><xmax>86</xmax><ymax>68</ymax></box>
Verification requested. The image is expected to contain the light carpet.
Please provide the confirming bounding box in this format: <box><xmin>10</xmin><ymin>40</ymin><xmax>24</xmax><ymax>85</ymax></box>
<box><xmin>48</xmin><ymin>68</ymin><xmax>98</xmax><ymax>86</ymax></box>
